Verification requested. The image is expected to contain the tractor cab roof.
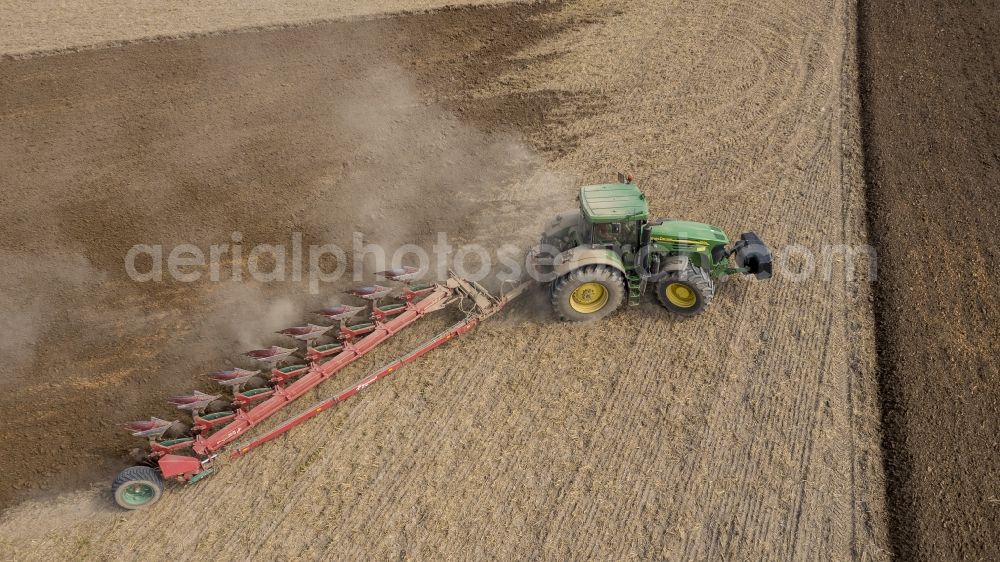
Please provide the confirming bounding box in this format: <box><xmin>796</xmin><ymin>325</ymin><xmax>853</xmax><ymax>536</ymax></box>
<box><xmin>579</xmin><ymin>182</ymin><xmax>650</xmax><ymax>223</ymax></box>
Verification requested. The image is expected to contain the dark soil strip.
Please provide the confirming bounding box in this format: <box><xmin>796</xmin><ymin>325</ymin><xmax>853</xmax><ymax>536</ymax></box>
<box><xmin>857</xmin><ymin>1</ymin><xmax>1000</xmax><ymax>559</ymax></box>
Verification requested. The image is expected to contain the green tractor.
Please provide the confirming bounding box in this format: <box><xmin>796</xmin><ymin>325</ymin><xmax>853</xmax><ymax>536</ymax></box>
<box><xmin>530</xmin><ymin>174</ymin><xmax>772</xmax><ymax>321</ymax></box>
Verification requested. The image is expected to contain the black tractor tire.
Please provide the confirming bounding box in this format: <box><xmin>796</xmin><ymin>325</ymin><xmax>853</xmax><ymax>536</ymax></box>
<box><xmin>112</xmin><ymin>465</ymin><xmax>164</xmax><ymax>510</ymax></box>
<box><xmin>655</xmin><ymin>265</ymin><xmax>715</xmax><ymax>316</ymax></box>
<box><xmin>550</xmin><ymin>265</ymin><xmax>625</xmax><ymax>322</ymax></box>
<box><xmin>529</xmin><ymin>247</ymin><xmax>556</xmax><ymax>281</ymax></box>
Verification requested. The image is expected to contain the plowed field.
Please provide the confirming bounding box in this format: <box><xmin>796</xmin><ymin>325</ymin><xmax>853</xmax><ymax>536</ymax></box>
<box><xmin>0</xmin><ymin>0</ymin><xmax>889</xmax><ymax>559</ymax></box>
<box><xmin>858</xmin><ymin>0</ymin><xmax>1000</xmax><ymax>558</ymax></box>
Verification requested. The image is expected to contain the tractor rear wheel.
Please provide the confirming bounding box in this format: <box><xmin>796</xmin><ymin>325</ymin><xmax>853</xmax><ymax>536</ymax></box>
<box><xmin>655</xmin><ymin>265</ymin><xmax>714</xmax><ymax>316</ymax></box>
<box><xmin>112</xmin><ymin>465</ymin><xmax>164</xmax><ymax>510</ymax></box>
<box><xmin>551</xmin><ymin>265</ymin><xmax>625</xmax><ymax>321</ymax></box>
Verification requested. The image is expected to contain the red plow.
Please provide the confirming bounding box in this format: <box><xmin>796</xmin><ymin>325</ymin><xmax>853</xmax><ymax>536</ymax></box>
<box><xmin>112</xmin><ymin>272</ymin><xmax>530</xmax><ymax>510</ymax></box>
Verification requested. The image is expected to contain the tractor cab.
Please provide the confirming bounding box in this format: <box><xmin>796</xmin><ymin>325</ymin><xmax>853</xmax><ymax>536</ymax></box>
<box><xmin>578</xmin><ymin>181</ymin><xmax>648</xmax><ymax>255</ymax></box>
<box><xmin>536</xmin><ymin>180</ymin><xmax>648</xmax><ymax>255</ymax></box>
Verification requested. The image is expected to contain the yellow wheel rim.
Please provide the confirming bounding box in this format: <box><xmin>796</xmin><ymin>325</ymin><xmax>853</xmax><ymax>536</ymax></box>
<box><xmin>570</xmin><ymin>282</ymin><xmax>609</xmax><ymax>313</ymax></box>
<box><xmin>665</xmin><ymin>283</ymin><xmax>697</xmax><ymax>308</ymax></box>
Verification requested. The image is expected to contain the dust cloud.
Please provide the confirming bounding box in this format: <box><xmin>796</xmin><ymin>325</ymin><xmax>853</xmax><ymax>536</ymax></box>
<box><xmin>169</xmin><ymin>66</ymin><xmax>573</xmax><ymax>359</ymax></box>
<box><xmin>294</xmin><ymin>64</ymin><xmax>574</xmax><ymax>265</ymax></box>
<box><xmin>0</xmin><ymin>61</ymin><xmax>567</xmax><ymax>381</ymax></box>
<box><xmin>0</xmin><ymin>17</ymin><xmax>578</xmax><ymax>509</ymax></box>
<box><xmin>0</xmin><ymin>250</ymin><xmax>105</xmax><ymax>376</ymax></box>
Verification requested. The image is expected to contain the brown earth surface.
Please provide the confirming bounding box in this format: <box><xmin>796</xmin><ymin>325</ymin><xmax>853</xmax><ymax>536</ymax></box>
<box><xmin>858</xmin><ymin>1</ymin><xmax>1000</xmax><ymax>559</ymax></box>
<box><xmin>0</xmin><ymin>0</ymin><xmax>889</xmax><ymax>559</ymax></box>
<box><xmin>0</xmin><ymin>0</ymin><xmax>577</xmax><ymax>513</ymax></box>
<box><xmin>0</xmin><ymin>0</ymin><xmax>510</xmax><ymax>57</ymax></box>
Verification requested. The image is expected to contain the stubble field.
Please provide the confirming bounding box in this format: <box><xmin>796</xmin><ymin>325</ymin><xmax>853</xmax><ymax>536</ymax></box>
<box><xmin>0</xmin><ymin>0</ymin><xmax>889</xmax><ymax>559</ymax></box>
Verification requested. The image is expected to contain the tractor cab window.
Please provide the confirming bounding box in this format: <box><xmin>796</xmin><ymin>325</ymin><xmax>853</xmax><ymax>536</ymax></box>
<box><xmin>592</xmin><ymin>222</ymin><xmax>639</xmax><ymax>251</ymax></box>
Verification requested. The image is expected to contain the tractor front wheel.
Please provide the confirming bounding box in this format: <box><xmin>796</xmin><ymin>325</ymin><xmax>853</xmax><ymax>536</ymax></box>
<box><xmin>551</xmin><ymin>265</ymin><xmax>625</xmax><ymax>322</ymax></box>
<box><xmin>655</xmin><ymin>266</ymin><xmax>714</xmax><ymax>316</ymax></box>
<box><xmin>112</xmin><ymin>465</ymin><xmax>164</xmax><ymax>510</ymax></box>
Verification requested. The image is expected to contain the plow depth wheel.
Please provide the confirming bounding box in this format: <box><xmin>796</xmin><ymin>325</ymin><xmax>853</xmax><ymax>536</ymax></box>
<box><xmin>112</xmin><ymin>466</ymin><xmax>164</xmax><ymax>510</ymax></box>
<box><xmin>551</xmin><ymin>265</ymin><xmax>624</xmax><ymax>321</ymax></box>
